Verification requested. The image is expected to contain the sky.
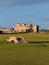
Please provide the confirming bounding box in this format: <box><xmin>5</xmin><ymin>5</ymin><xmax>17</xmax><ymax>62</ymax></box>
<box><xmin>0</xmin><ymin>0</ymin><xmax>49</xmax><ymax>29</ymax></box>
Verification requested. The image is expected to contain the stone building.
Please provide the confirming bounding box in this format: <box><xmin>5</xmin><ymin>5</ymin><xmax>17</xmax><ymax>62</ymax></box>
<box><xmin>14</xmin><ymin>24</ymin><xmax>32</xmax><ymax>33</ymax></box>
<box><xmin>32</xmin><ymin>25</ymin><xmax>39</xmax><ymax>32</ymax></box>
<box><xmin>14</xmin><ymin>23</ymin><xmax>39</xmax><ymax>33</ymax></box>
<box><xmin>0</xmin><ymin>28</ymin><xmax>14</xmax><ymax>33</ymax></box>
<box><xmin>0</xmin><ymin>23</ymin><xmax>39</xmax><ymax>33</ymax></box>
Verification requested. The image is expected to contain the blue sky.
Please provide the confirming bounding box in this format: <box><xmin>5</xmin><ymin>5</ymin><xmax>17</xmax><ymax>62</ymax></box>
<box><xmin>0</xmin><ymin>0</ymin><xmax>49</xmax><ymax>29</ymax></box>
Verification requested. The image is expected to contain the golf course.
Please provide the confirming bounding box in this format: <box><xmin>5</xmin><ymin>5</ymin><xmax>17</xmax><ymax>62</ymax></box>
<box><xmin>0</xmin><ymin>32</ymin><xmax>49</xmax><ymax>65</ymax></box>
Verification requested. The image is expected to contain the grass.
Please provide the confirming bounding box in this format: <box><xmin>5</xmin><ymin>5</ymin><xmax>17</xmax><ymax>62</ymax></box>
<box><xmin>0</xmin><ymin>32</ymin><xmax>49</xmax><ymax>65</ymax></box>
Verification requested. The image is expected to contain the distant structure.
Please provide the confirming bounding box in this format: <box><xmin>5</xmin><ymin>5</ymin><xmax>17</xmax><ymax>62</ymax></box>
<box><xmin>48</xmin><ymin>28</ymin><xmax>49</xmax><ymax>30</ymax></box>
<box><xmin>0</xmin><ymin>27</ymin><xmax>14</xmax><ymax>33</ymax></box>
<box><xmin>0</xmin><ymin>23</ymin><xmax>39</xmax><ymax>33</ymax></box>
<box><xmin>14</xmin><ymin>23</ymin><xmax>39</xmax><ymax>33</ymax></box>
<box><xmin>32</xmin><ymin>25</ymin><xmax>39</xmax><ymax>32</ymax></box>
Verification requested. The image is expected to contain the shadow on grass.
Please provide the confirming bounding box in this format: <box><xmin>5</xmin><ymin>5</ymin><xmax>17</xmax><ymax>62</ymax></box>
<box><xmin>0</xmin><ymin>41</ymin><xmax>49</xmax><ymax>44</ymax></box>
<box><xmin>29</xmin><ymin>41</ymin><xmax>49</xmax><ymax>44</ymax></box>
<box><xmin>0</xmin><ymin>41</ymin><xmax>48</xmax><ymax>47</ymax></box>
<box><xmin>28</xmin><ymin>41</ymin><xmax>49</xmax><ymax>47</ymax></box>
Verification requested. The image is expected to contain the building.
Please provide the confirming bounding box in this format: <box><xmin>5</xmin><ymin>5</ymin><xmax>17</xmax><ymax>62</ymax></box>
<box><xmin>0</xmin><ymin>27</ymin><xmax>14</xmax><ymax>33</ymax></box>
<box><xmin>14</xmin><ymin>23</ymin><xmax>39</xmax><ymax>33</ymax></box>
<box><xmin>14</xmin><ymin>24</ymin><xmax>32</xmax><ymax>33</ymax></box>
<box><xmin>0</xmin><ymin>23</ymin><xmax>39</xmax><ymax>33</ymax></box>
<box><xmin>32</xmin><ymin>25</ymin><xmax>39</xmax><ymax>32</ymax></box>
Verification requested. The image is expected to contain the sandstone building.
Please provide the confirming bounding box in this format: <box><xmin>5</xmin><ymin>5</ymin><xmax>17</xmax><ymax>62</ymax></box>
<box><xmin>0</xmin><ymin>23</ymin><xmax>39</xmax><ymax>33</ymax></box>
<box><xmin>14</xmin><ymin>23</ymin><xmax>39</xmax><ymax>33</ymax></box>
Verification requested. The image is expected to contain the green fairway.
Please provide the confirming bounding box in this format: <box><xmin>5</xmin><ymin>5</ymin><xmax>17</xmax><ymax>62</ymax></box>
<box><xmin>0</xmin><ymin>32</ymin><xmax>49</xmax><ymax>65</ymax></box>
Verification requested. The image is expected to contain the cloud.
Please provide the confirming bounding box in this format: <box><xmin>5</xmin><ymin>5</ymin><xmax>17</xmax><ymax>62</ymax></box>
<box><xmin>0</xmin><ymin>0</ymin><xmax>49</xmax><ymax>7</ymax></box>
